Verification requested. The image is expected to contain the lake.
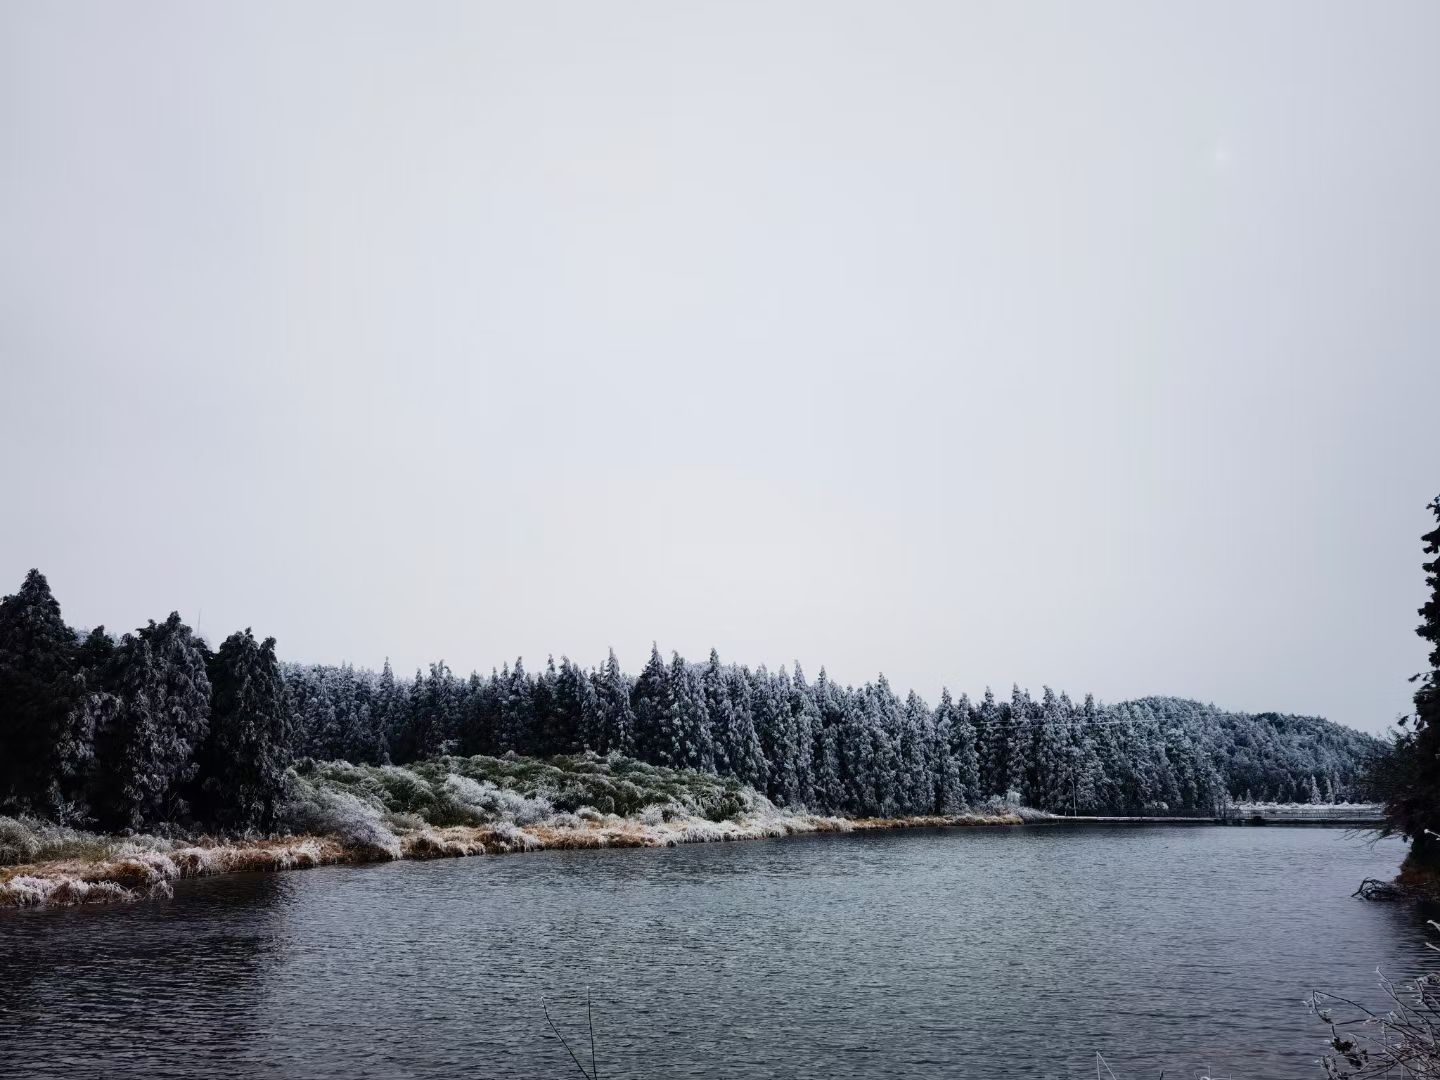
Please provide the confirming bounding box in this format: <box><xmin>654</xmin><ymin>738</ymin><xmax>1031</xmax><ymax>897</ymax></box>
<box><xmin>0</xmin><ymin>824</ymin><xmax>1428</xmax><ymax>1079</ymax></box>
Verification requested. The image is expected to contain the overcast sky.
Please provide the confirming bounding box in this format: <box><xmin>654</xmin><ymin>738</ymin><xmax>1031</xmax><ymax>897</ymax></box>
<box><xmin>2</xmin><ymin>2</ymin><xmax>1437</xmax><ymax>733</ymax></box>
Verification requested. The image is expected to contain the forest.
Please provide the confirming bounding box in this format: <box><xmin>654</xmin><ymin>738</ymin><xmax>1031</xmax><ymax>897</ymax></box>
<box><xmin>0</xmin><ymin>569</ymin><xmax>1381</xmax><ymax>835</ymax></box>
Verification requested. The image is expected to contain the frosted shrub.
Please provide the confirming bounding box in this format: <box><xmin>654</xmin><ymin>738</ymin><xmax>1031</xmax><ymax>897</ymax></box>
<box><xmin>441</xmin><ymin>774</ymin><xmax>553</xmax><ymax>826</ymax></box>
<box><xmin>284</xmin><ymin>787</ymin><xmax>401</xmax><ymax>860</ymax></box>
<box><xmin>983</xmin><ymin>795</ymin><xmax>1010</xmax><ymax>815</ymax></box>
<box><xmin>377</xmin><ymin>765</ymin><xmax>435</xmax><ymax>814</ymax></box>
<box><xmin>0</xmin><ymin>817</ymin><xmax>41</xmax><ymax>865</ymax></box>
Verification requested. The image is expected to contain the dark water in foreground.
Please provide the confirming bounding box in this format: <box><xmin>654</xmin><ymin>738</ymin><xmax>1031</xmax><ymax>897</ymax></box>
<box><xmin>0</xmin><ymin>825</ymin><xmax>1430</xmax><ymax>1079</ymax></box>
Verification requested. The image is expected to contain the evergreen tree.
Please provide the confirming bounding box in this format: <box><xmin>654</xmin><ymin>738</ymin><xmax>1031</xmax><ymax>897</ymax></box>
<box><xmin>664</xmin><ymin>652</ymin><xmax>714</xmax><ymax>772</ymax></box>
<box><xmin>530</xmin><ymin>657</ymin><xmax>560</xmax><ymax>755</ymax></box>
<box><xmin>198</xmin><ymin>629</ymin><xmax>292</xmax><ymax>830</ymax></box>
<box><xmin>1025</xmin><ymin>687</ymin><xmax>1071</xmax><ymax>810</ymax></box>
<box><xmin>592</xmin><ymin>649</ymin><xmax>635</xmax><ymax>756</ymax></box>
<box><xmin>549</xmin><ymin>657</ymin><xmax>594</xmax><ymax>756</ymax></box>
<box><xmin>77</xmin><ymin>625</ymin><xmax>116</xmax><ymax>675</ymax></box>
<box><xmin>857</xmin><ymin>682</ymin><xmax>902</xmax><ymax>816</ymax></box>
<box><xmin>630</xmin><ymin>645</ymin><xmax>668</xmax><ymax>763</ymax></box>
<box><xmin>936</xmin><ymin>688</ymin><xmax>978</xmax><ymax>808</ymax></box>
<box><xmin>0</xmin><ymin>570</ymin><xmax>88</xmax><ymax>815</ymax></box>
<box><xmin>786</xmin><ymin>664</ymin><xmax>819</xmax><ymax>807</ymax></box>
<box><xmin>900</xmin><ymin>689</ymin><xmax>936</xmax><ymax>812</ymax></box>
<box><xmin>93</xmin><ymin>613</ymin><xmax>211</xmax><ymax>830</ymax></box>
<box><xmin>753</xmin><ymin>667</ymin><xmax>800</xmax><ymax>805</ymax></box>
<box><xmin>393</xmin><ymin>662</ymin><xmax>458</xmax><ymax>762</ymax></box>
<box><xmin>1072</xmin><ymin>693</ymin><xmax>1110</xmax><ymax>813</ymax></box>
<box><xmin>973</xmin><ymin>687</ymin><xmax>999</xmax><ymax>797</ymax></box>
<box><xmin>809</xmin><ymin>668</ymin><xmax>846</xmax><ymax>811</ymax></box>
<box><xmin>373</xmin><ymin>658</ymin><xmax>403</xmax><ymax>761</ymax></box>
<box><xmin>1384</xmin><ymin>497</ymin><xmax>1440</xmax><ymax>866</ymax></box>
<box><xmin>497</xmin><ymin>659</ymin><xmax>536</xmax><ymax>756</ymax></box>
<box><xmin>340</xmin><ymin>665</ymin><xmax>388</xmax><ymax>765</ymax></box>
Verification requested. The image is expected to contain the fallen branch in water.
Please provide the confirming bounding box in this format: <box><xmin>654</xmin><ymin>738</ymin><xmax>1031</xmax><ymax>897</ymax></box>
<box><xmin>1352</xmin><ymin>877</ymin><xmax>1407</xmax><ymax>901</ymax></box>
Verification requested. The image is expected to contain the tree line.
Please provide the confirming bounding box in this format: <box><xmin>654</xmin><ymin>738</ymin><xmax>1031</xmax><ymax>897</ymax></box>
<box><xmin>288</xmin><ymin>655</ymin><xmax>1374</xmax><ymax>816</ymax></box>
<box><xmin>0</xmin><ymin>569</ymin><xmax>1378</xmax><ymax>834</ymax></box>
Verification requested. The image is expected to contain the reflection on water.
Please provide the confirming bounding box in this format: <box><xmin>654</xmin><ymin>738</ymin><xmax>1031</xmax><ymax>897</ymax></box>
<box><xmin>0</xmin><ymin>826</ymin><xmax>1428</xmax><ymax>1079</ymax></box>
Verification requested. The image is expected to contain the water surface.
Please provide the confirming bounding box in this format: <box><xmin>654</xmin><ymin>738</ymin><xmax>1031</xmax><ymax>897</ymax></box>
<box><xmin>0</xmin><ymin>824</ymin><xmax>1427</xmax><ymax>1079</ymax></box>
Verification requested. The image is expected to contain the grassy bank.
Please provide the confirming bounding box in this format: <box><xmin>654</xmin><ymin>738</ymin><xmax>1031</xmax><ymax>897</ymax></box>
<box><xmin>0</xmin><ymin>752</ymin><xmax>1027</xmax><ymax>909</ymax></box>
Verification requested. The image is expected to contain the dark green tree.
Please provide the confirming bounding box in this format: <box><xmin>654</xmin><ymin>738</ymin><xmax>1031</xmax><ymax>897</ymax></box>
<box><xmin>0</xmin><ymin>570</ymin><xmax>89</xmax><ymax>816</ymax></box>
<box><xmin>591</xmin><ymin>649</ymin><xmax>635</xmax><ymax>756</ymax></box>
<box><xmin>630</xmin><ymin>645</ymin><xmax>668</xmax><ymax>762</ymax></box>
<box><xmin>1382</xmin><ymin>496</ymin><xmax>1440</xmax><ymax>868</ymax></box>
<box><xmin>92</xmin><ymin>613</ymin><xmax>211</xmax><ymax>830</ymax></box>
<box><xmin>547</xmin><ymin>656</ymin><xmax>595</xmax><ymax>755</ymax></box>
<box><xmin>197</xmin><ymin>629</ymin><xmax>292</xmax><ymax>830</ymax></box>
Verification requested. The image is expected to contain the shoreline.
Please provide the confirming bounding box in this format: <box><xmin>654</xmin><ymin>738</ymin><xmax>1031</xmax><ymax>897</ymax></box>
<box><xmin>0</xmin><ymin>809</ymin><xmax>1028</xmax><ymax>909</ymax></box>
<box><xmin>2</xmin><ymin>806</ymin><xmax>1386</xmax><ymax>911</ymax></box>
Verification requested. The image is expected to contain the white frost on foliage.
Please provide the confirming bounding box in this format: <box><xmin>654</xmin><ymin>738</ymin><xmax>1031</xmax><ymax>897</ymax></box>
<box><xmin>285</xmin><ymin>787</ymin><xmax>401</xmax><ymax>859</ymax></box>
<box><xmin>441</xmin><ymin>773</ymin><xmax>553</xmax><ymax>826</ymax></box>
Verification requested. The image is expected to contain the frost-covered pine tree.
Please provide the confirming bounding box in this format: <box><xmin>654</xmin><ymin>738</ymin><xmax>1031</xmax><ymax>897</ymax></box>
<box><xmin>345</xmin><ymin>666</ymin><xmax>389</xmax><ymax>765</ymax></box>
<box><xmin>0</xmin><ymin>570</ymin><xmax>89</xmax><ymax>816</ymax></box>
<box><xmin>198</xmin><ymin>629</ymin><xmax>292</xmax><ymax>830</ymax></box>
<box><xmin>934</xmin><ymin>688</ymin><xmax>974</xmax><ymax>811</ymax></box>
<box><xmin>455</xmin><ymin>668</ymin><xmax>500</xmax><ymax>756</ymax></box>
<box><xmin>1070</xmin><ymin>693</ymin><xmax>1109</xmax><ymax>812</ymax></box>
<box><xmin>858</xmin><ymin>682</ymin><xmax>902</xmax><ymax>816</ymax></box>
<box><xmin>372</xmin><ymin>658</ymin><xmax>404</xmax><ymax>760</ymax></box>
<box><xmin>787</xmin><ymin>664</ymin><xmax>820</xmax><ymax>807</ymax></box>
<box><xmin>290</xmin><ymin>666</ymin><xmax>338</xmax><ymax>759</ymax></box>
<box><xmin>664</xmin><ymin>652</ymin><xmax>714</xmax><ymax>772</ymax></box>
<box><xmin>972</xmin><ymin>687</ymin><xmax>1000</xmax><ymax>798</ymax></box>
<box><xmin>530</xmin><ymin>657</ymin><xmax>561</xmax><ymax>755</ymax></box>
<box><xmin>726</xmin><ymin>664</ymin><xmax>768</xmax><ymax>792</ymax></box>
<box><xmin>496</xmin><ymin>659</ymin><xmax>536</xmax><ymax>756</ymax></box>
<box><xmin>752</xmin><ymin>666</ymin><xmax>801</xmax><ymax>806</ymax></box>
<box><xmin>1001</xmin><ymin>685</ymin><xmax>1033</xmax><ymax>801</ymax></box>
<box><xmin>630</xmin><ymin>645</ymin><xmax>669</xmax><ymax>764</ymax></box>
<box><xmin>901</xmin><ymin>689</ymin><xmax>937</xmax><ymax>813</ymax></box>
<box><xmin>1023</xmin><ymin>687</ymin><xmax>1072</xmax><ymax>810</ymax></box>
<box><xmin>703</xmin><ymin>650</ymin><xmax>737</xmax><ymax>775</ymax></box>
<box><xmin>93</xmin><ymin>613</ymin><xmax>211</xmax><ymax>830</ymax></box>
<box><xmin>592</xmin><ymin>649</ymin><xmax>635</xmax><ymax>756</ymax></box>
<box><xmin>548</xmin><ymin>656</ymin><xmax>595</xmax><ymax>755</ymax></box>
<box><xmin>393</xmin><ymin>661</ymin><xmax>460</xmax><ymax>762</ymax></box>
<box><xmin>809</xmin><ymin>668</ymin><xmax>847</xmax><ymax>812</ymax></box>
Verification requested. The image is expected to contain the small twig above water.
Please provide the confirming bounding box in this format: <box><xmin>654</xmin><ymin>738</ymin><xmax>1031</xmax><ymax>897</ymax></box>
<box><xmin>588</xmin><ymin>986</ymin><xmax>599</xmax><ymax>1080</ymax></box>
<box><xmin>542</xmin><ymin>994</ymin><xmax>596</xmax><ymax>1080</ymax></box>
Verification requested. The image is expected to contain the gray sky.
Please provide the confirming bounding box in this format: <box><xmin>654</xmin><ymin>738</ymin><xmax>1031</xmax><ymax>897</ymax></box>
<box><xmin>3</xmin><ymin>2</ymin><xmax>1437</xmax><ymax>733</ymax></box>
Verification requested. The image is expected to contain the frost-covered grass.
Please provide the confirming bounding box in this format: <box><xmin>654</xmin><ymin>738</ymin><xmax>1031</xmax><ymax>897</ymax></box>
<box><xmin>2</xmin><ymin>753</ymin><xmax>1026</xmax><ymax>909</ymax></box>
<box><xmin>0</xmin><ymin>816</ymin><xmax>124</xmax><ymax>867</ymax></box>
